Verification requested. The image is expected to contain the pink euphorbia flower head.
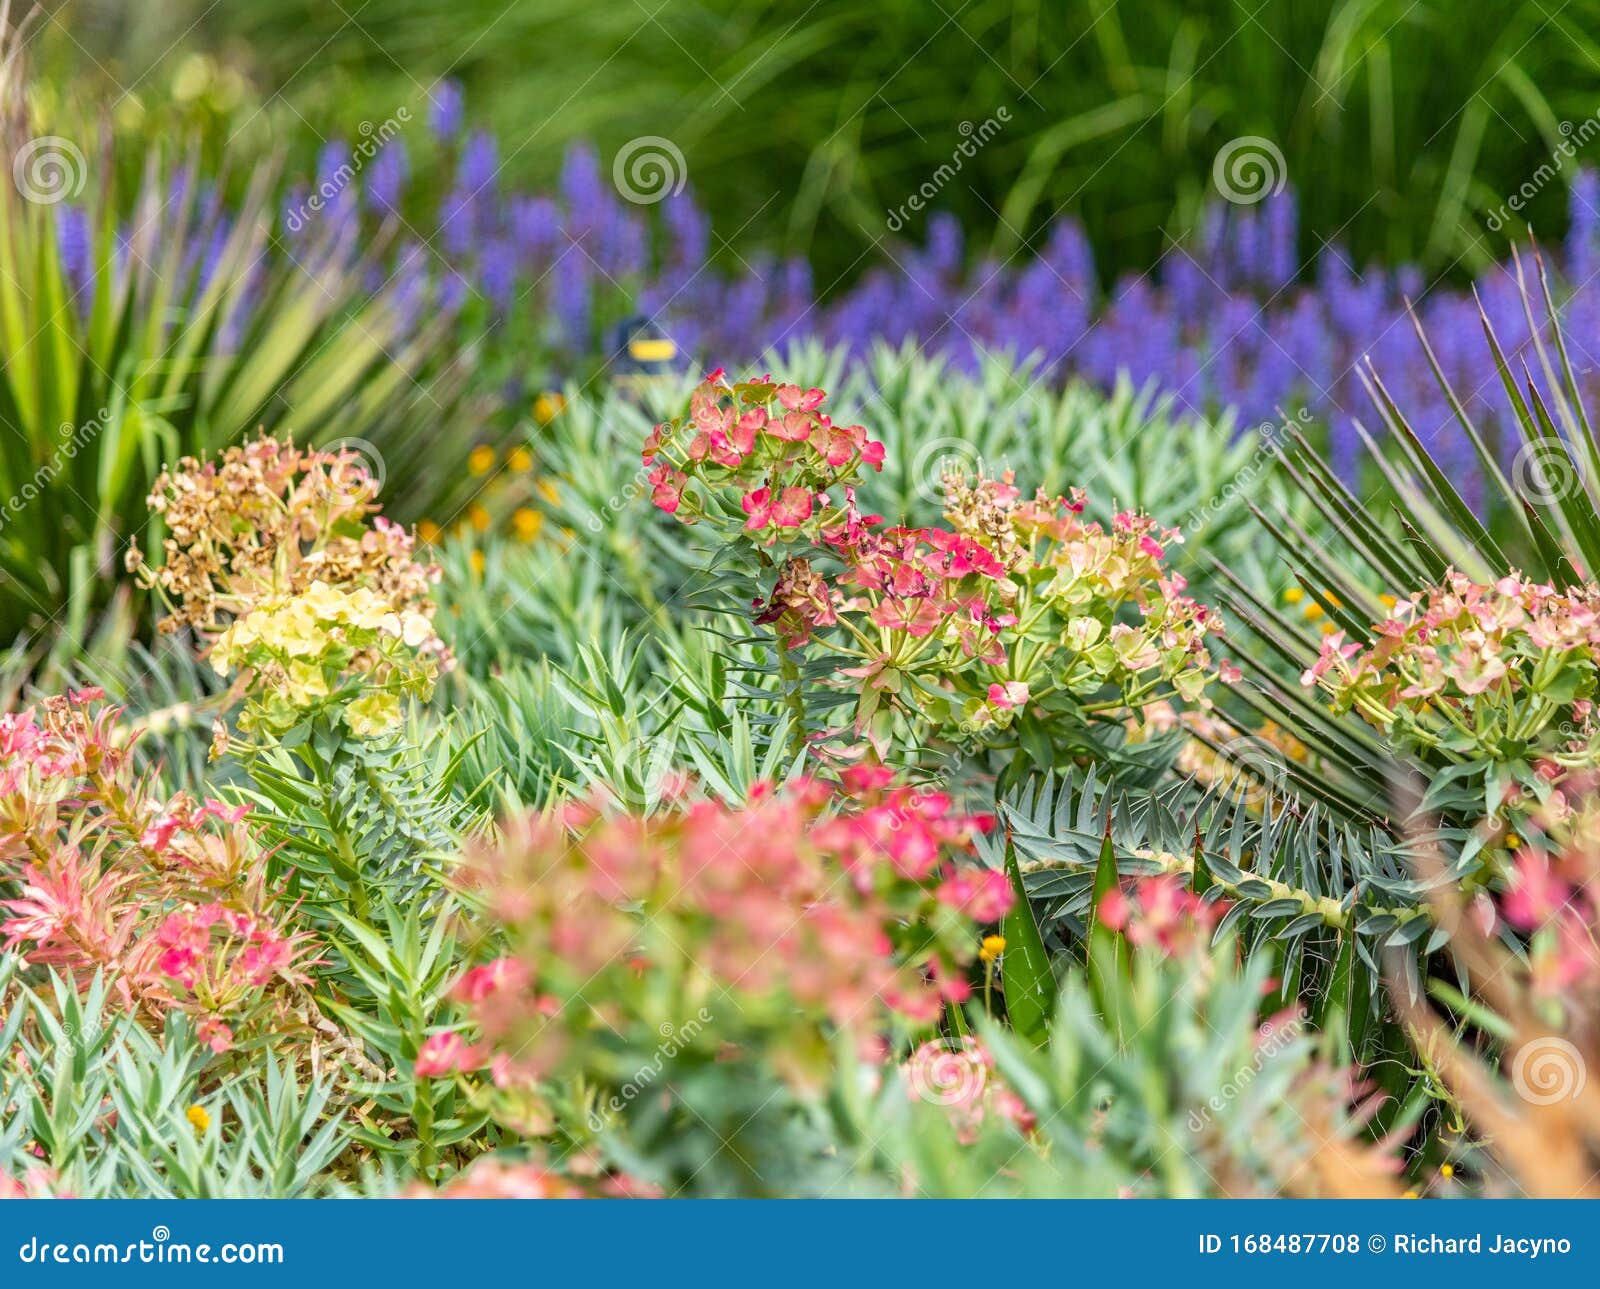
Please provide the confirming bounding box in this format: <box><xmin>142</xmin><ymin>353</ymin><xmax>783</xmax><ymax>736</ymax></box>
<box><xmin>1097</xmin><ymin>875</ymin><xmax>1227</xmax><ymax>958</ymax></box>
<box><xmin>415</xmin><ymin>1030</ymin><xmax>484</xmax><ymax>1078</ymax></box>
<box><xmin>741</xmin><ymin>485</ymin><xmax>815</xmax><ymax>532</ymax></box>
<box><xmin>640</xmin><ymin>372</ymin><xmax>885</xmax><ymax>542</ymax></box>
<box><xmin>1302</xmin><ymin>569</ymin><xmax>1600</xmax><ymax>772</ymax></box>
<box><xmin>448</xmin><ymin>773</ymin><xmax>1001</xmax><ymax>1100</ymax></box>
<box><xmin>1</xmin><ymin>691</ymin><xmax>324</xmax><ymax>1060</ymax></box>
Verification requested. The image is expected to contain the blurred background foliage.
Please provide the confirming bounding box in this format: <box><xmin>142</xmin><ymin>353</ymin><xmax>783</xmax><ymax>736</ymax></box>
<box><xmin>35</xmin><ymin>0</ymin><xmax>1600</xmax><ymax>288</ymax></box>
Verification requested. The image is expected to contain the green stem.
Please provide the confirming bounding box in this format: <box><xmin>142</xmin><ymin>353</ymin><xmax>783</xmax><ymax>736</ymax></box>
<box><xmin>776</xmin><ymin>637</ymin><xmax>810</xmax><ymax>760</ymax></box>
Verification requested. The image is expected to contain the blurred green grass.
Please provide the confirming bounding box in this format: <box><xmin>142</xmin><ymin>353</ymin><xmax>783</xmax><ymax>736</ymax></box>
<box><xmin>37</xmin><ymin>0</ymin><xmax>1600</xmax><ymax>288</ymax></box>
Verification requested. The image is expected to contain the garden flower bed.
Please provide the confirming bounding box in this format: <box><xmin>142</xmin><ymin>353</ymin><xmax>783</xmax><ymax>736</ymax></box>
<box><xmin>8</xmin><ymin>8</ymin><xmax>1600</xmax><ymax>1206</ymax></box>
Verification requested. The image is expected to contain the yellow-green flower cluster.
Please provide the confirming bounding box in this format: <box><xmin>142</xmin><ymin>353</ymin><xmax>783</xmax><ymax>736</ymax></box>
<box><xmin>210</xmin><ymin>581</ymin><xmax>440</xmax><ymax>737</ymax></box>
<box><xmin>133</xmin><ymin>436</ymin><xmax>451</xmax><ymax>743</ymax></box>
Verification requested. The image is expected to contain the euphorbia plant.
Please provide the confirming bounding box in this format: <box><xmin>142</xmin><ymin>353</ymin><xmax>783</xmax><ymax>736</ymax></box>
<box><xmin>418</xmin><ymin>767</ymin><xmax>1012</xmax><ymax>1188</ymax></box>
<box><xmin>0</xmin><ymin>690</ymin><xmax>328</xmax><ymax>1063</ymax></box>
<box><xmin>939</xmin><ymin>468</ymin><xmax>1234</xmax><ymax>746</ymax></box>
<box><xmin>129</xmin><ymin>435</ymin><xmax>451</xmax><ymax>745</ymax></box>
<box><xmin>130</xmin><ymin>435</ymin><xmax>461</xmax><ymax>912</ymax></box>
<box><xmin>641</xmin><ymin>371</ymin><xmax>888</xmax><ymax>752</ymax></box>
<box><xmin>1302</xmin><ymin>570</ymin><xmax>1600</xmax><ymax>820</ymax></box>
<box><xmin>642</xmin><ymin>371</ymin><xmax>1233</xmax><ymax>769</ymax></box>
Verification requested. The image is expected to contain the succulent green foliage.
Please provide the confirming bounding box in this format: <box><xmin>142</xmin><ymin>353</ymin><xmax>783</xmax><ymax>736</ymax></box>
<box><xmin>835</xmin><ymin>939</ymin><xmax>1389</xmax><ymax>1198</ymax></box>
<box><xmin>0</xmin><ymin>961</ymin><xmax>351</xmax><ymax>1197</ymax></box>
<box><xmin>987</xmin><ymin>772</ymin><xmax>1462</xmax><ymax>1041</ymax></box>
<box><xmin>237</xmin><ymin>711</ymin><xmax>486</xmax><ymax>919</ymax></box>
<box><xmin>320</xmin><ymin>902</ymin><xmax>495</xmax><ymax>1179</ymax></box>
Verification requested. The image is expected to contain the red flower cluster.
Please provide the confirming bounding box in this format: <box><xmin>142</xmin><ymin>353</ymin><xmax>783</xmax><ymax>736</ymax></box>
<box><xmin>1097</xmin><ymin>875</ymin><xmax>1227</xmax><ymax>958</ymax></box>
<box><xmin>403</xmin><ymin>1155</ymin><xmax>661</xmax><ymax>1199</ymax></box>
<box><xmin>426</xmin><ymin>773</ymin><xmax>1011</xmax><ymax>1096</ymax></box>
<box><xmin>641</xmin><ymin>371</ymin><xmax>884</xmax><ymax>529</ymax></box>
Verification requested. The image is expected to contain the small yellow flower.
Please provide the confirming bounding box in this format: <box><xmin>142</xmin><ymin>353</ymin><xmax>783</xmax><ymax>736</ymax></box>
<box><xmin>511</xmin><ymin>507</ymin><xmax>543</xmax><ymax>542</ymax></box>
<box><xmin>1379</xmin><ymin>593</ymin><xmax>1398</xmax><ymax>609</ymax></box>
<box><xmin>1439</xmin><ymin>1163</ymin><xmax>1455</xmax><ymax>1179</ymax></box>
<box><xmin>186</xmin><ymin>1104</ymin><xmax>210</xmax><ymax>1134</ymax></box>
<box><xmin>1282</xmin><ymin>587</ymin><xmax>1304</xmax><ymax>604</ymax></box>
<box><xmin>507</xmin><ymin>446</ymin><xmax>534</xmax><ymax>473</ymax></box>
<box><xmin>979</xmin><ymin>934</ymin><xmax>1006</xmax><ymax>963</ymax></box>
<box><xmin>417</xmin><ymin>519</ymin><xmax>441</xmax><ymax>545</ymax></box>
<box><xmin>536</xmin><ymin>477</ymin><xmax>561</xmax><ymax>505</ymax></box>
<box><xmin>468</xmin><ymin>444</ymin><xmax>496</xmax><ymax>475</ymax></box>
<box><xmin>1504</xmin><ymin>833</ymin><xmax>1522</xmax><ymax>850</ymax></box>
<box><xmin>468</xmin><ymin>549</ymin><xmax>486</xmax><ymax>576</ymax></box>
<box><xmin>468</xmin><ymin>503</ymin><xmax>492</xmax><ymax>533</ymax></box>
<box><xmin>533</xmin><ymin>392</ymin><xmax>566</xmax><ymax>425</ymax></box>
<box><xmin>1403</xmin><ymin>1189</ymin><xmax>1419</xmax><ymax>1199</ymax></box>
<box><xmin>1303</xmin><ymin>601</ymin><xmax>1323</xmax><ymax>620</ymax></box>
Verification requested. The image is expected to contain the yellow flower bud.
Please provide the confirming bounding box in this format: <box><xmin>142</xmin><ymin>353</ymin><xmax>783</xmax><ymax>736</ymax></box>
<box><xmin>511</xmin><ymin>508</ymin><xmax>543</xmax><ymax>542</ymax></box>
